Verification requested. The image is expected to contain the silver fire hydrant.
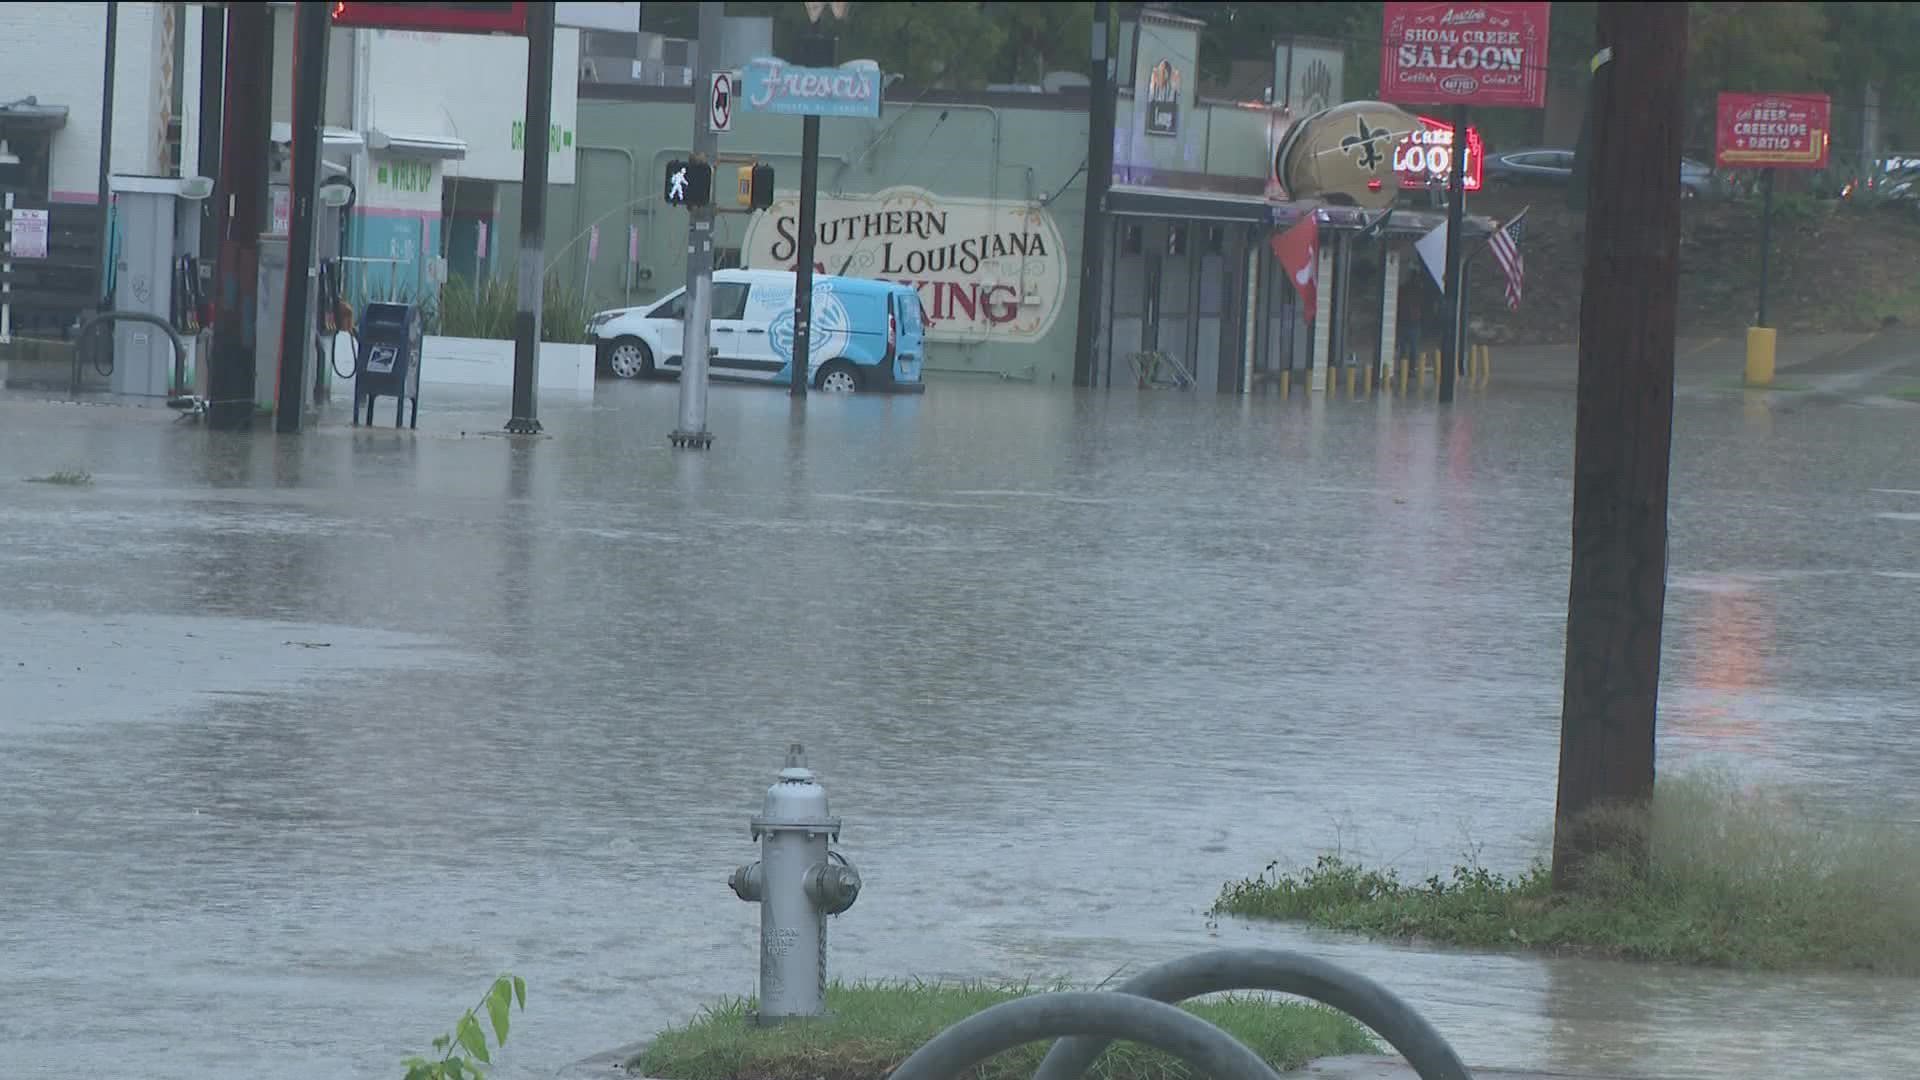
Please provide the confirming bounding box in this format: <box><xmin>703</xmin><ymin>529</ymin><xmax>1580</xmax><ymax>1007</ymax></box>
<box><xmin>728</xmin><ymin>743</ymin><xmax>861</xmax><ymax>1023</ymax></box>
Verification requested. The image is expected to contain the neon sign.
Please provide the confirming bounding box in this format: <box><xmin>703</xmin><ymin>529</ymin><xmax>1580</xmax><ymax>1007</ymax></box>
<box><xmin>1395</xmin><ymin>114</ymin><xmax>1483</xmax><ymax>191</ymax></box>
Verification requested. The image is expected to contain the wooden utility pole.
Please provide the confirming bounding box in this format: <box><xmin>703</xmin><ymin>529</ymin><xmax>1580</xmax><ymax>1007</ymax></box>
<box><xmin>1552</xmin><ymin>2</ymin><xmax>1687</xmax><ymax>890</ymax></box>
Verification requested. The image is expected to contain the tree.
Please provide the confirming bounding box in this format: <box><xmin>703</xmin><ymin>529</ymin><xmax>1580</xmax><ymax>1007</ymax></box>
<box><xmin>1552</xmin><ymin>2</ymin><xmax>1688</xmax><ymax>892</ymax></box>
<box><xmin>1684</xmin><ymin>3</ymin><xmax>1833</xmax><ymax>155</ymax></box>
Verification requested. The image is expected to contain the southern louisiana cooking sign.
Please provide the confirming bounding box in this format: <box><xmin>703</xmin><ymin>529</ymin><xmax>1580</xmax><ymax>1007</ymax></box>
<box><xmin>742</xmin><ymin>185</ymin><xmax>1066</xmax><ymax>345</ymax></box>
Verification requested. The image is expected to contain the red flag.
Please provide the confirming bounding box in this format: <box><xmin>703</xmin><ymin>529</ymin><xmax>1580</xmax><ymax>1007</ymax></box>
<box><xmin>1269</xmin><ymin>215</ymin><xmax>1319</xmax><ymax>321</ymax></box>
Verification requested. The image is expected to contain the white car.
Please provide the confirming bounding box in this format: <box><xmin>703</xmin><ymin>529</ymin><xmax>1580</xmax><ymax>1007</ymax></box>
<box><xmin>586</xmin><ymin>268</ymin><xmax>926</xmax><ymax>393</ymax></box>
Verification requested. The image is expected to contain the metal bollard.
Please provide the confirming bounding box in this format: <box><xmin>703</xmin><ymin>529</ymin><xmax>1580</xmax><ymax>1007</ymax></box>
<box><xmin>728</xmin><ymin>744</ymin><xmax>861</xmax><ymax>1024</ymax></box>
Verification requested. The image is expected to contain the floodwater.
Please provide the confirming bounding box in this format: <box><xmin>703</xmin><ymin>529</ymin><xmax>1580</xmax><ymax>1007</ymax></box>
<box><xmin>2</xmin><ymin>372</ymin><xmax>1917</xmax><ymax>1080</ymax></box>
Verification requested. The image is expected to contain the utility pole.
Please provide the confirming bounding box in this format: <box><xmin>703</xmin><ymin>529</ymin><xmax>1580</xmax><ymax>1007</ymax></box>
<box><xmin>1437</xmin><ymin>103</ymin><xmax>1467</xmax><ymax>404</ymax></box>
<box><xmin>671</xmin><ymin>0</ymin><xmax>721</xmax><ymax>448</ymax></box>
<box><xmin>206</xmin><ymin>3</ymin><xmax>271</xmax><ymax>431</ymax></box>
<box><xmin>1552</xmin><ymin>2</ymin><xmax>1688</xmax><ymax>892</ymax></box>
<box><xmin>507</xmin><ymin>1</ymin><xmax>556</xmax><ymax>435</ymax></box>
<box><xmin>1071</xmin><ymin>0</ymin><xmax>1112</xmax><ymax>389</ymax></box>
<box><xmin>789</xmin><ymin>6</ymin><xmax>847</xmax><ymax>397</ymax></box>
<box><xmin>275</xmin><ymin>0</ymin><xmax>329</xmax><ymax>434</ymax></box>
<box><xmin>95</xmin><ymin>1</ymin><xmax>117</xmax><ymax>307</ymax></box>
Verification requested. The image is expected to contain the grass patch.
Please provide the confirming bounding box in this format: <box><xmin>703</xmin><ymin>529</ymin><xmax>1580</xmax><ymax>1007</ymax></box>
<box><xmin>25</xmin><ymin>469</ymin><xmax>92</xmax><ymax>486</ymax></box>
<box><xmin>1889</xmin><ymin>385</ymin><xmax>1920</xmax><ymax>402</ymax></box>
<box><xmin>633</xmin><ymin>981</ymin><xmax>1375</xmax><ymax>1080</ymax></box>
<box><xmin>1214</xmin><ymin>771</ymin><xmax>1920</xmax><ymax>975</ymax></box>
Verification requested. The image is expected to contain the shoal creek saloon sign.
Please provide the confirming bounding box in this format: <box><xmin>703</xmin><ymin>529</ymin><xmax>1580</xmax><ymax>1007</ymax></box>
<box><xmin>742</xmin><ymin>186</ymin><xmax>1066</xmax><ymax>345</ymax></box>
<box><xmin>1380</xmin><ymin>2</ymin><xmax>1550</xmax><ymax>109</ymax></box>
<box><xmin>740</xmin><ymin>56</ymin><xmax>882</xmax><ymax>119</ymax></box>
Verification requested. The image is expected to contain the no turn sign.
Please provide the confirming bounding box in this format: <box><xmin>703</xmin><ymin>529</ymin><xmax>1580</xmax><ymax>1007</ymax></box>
<box><xmin>710</xmin><ymin>71</ymin><xmax>733</xmax><ymax>134</ymax></box>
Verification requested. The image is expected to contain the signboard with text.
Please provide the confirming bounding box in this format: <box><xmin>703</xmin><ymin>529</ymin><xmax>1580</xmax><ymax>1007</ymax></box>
<box><xmin>1380</xmin><ymin>2</ymin><xmax>1550</xmax><ymax>109</ymax></box>
<box><xmin>740</xmin><ymin>57</ymin><xmax>881</xmax><ymax>119</ymax></box>
<box><xmin>1715</xmin><ymin>92</ymin><xmax>1831</xmax><ymax>169</ymax></box>
<box><xmin>742</xmin><ymin>186</ymin><xmax>1065</xmax><ymax>345</ymax></box>
<box><xmin>7</xmin><ymin>207</ymin><xmax>49</xmax><ymax>259</ymax></box>
<box><xmin>331</xmin><ymin>2</ymin><xmax>529</xmax><ymax>36</ymax></box>
<box><xmin>1396</xmin><ymin>114</ymin><xmax>1482</xmax><ymax>190</ymax></box>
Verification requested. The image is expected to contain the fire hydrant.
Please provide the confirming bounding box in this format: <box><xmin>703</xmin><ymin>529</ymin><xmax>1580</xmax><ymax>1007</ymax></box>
<box><xmin>728</xmin><ymin>743</ymin><xmax>861</xmax><ymax>1023</ymax></box>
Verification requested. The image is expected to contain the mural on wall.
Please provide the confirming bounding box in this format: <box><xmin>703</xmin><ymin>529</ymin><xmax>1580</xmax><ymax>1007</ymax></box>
<box><xmin>741</xmin><ymin>185</ymin><xmax>1066</xmax><ymax>345</ymax></box>
<box><xmin>1279</xmin><ymin>39</ymin><xmax>1346</xmax><ymax>118</ymax></box>
<box><xmin>1146</xmin><ymin>59</ymin><xmax>1182</xmax><ymax>137</ymax></box>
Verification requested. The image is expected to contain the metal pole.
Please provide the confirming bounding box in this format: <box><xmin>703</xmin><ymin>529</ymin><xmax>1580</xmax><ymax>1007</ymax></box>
<box><xmin>671</xmin><ymin>1</ymin><xmax>721</xmax><ymax>448</ymax></box>
<box><xmin>1071</xmin><ymin>0</ymin><xmax>1111</xmax><ymax>388</ymax></box>
<box><xmin>1438</xmin><ymin>104</ymin><xmax>1467</xmax><ymax>404</ymax></box>
<box><xmin>790</xmin><ymin>113</ymin><xmax>820</xmax><ymax>397</ymax></box>
<box><xmin>1756</xmin><ymin>167</ymin><xmax>1774</xmax><ymax>326</ymax></box>
<box><xmin>275</xmin><ymin>0</ymin><xmax>328</xmax><ymax>434</ymax></box>
<box><xmin>507</xmin><ymin>1</ymin><xmax>556</xmax><ymax>435</ymax></box>
<box><xmin>96</xmin><ymin>1</ymin><xmax>118</xmax><ymax>305</ymax></box>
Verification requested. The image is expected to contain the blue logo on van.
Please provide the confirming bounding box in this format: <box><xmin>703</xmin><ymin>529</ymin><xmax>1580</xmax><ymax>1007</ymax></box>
<box><xmin>769</xmin><ymin>284</ymin><xmax>852</xmax><ymax>363</ymax></box>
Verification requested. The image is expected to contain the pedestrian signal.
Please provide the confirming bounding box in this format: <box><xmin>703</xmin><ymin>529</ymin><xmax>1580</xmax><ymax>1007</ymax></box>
<box><xmin>664</xmin><ymin>159</ymin><xmax>712</xmax><ymax>208</ymax></box>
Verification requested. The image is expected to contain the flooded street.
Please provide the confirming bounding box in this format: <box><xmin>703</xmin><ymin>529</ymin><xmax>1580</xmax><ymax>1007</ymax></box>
<box><xmin>3</xmin><ymin>373</ymin><xmax>1917</xmax><ymax>1080</ymax></box>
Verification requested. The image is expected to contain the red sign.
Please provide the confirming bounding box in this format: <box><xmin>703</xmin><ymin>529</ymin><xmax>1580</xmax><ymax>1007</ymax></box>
<box><xmin>329</xmin><ymin>2</ymin><xmax>528</xmax><ymax>36</ymax></box>
<box><xmin>1395</xmin><ymin>115</ymin><xmax>1483</xmax><ymax>191</ymax></box>
<box><xmin>1715</xmin><ymin>93</ymin><xmax>1831</xmax><ymax>170</ymax></box>
<box><xmin>1381</xmin><ymin>2</ymin><xmax>1551</xmax><ymax>109</ymax></box>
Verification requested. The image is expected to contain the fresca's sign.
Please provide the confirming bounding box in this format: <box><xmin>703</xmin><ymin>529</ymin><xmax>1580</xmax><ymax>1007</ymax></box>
<box><xmin>1380</xmin><ymin>2</ymin><xmax>1550</xmax><ymax>109</ymax></box>
<box><xmin>1715</xmin><ymin>92</ymin><xmax>1831</xmax><ymax>170</ymax></box>
<box><xmin>1396</xmin><ymin>114</ymin><xmax>1483</xmax><ymax>191</ymax></box>
<box><xmin>742</xmin><ymin>186</ymin><xmax>1066</xmax><ymax>345</ymax></box>
<box><xmin>740</xmin><ymin>57</ymin><xmax>881</xmax><ymax>119</ymax></box>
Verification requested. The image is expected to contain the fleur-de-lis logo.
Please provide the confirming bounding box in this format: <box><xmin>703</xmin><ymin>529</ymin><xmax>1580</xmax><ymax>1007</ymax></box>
<box><xmin>1340</xmin><ymin>115</ymin><xmax>1389</xmax><ymax>172</ymax></box>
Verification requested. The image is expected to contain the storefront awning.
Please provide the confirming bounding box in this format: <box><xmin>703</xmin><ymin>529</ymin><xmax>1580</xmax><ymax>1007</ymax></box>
<box><xmin>365</xmin><ymin>129</ymin><xmax>468</xmax><ymax>161</ymax></box>
<box><xmin>270</xmin><ymin>123</ymin><xmax>367</xmax><ymax>152</ymax></box>
<box><xmin>1107</xmin><ymin>183</ymin><xmax>1494</xmax><ymax>238</ymax></box>
<box><xmin>0</xmin><ymin>99</ymin><xmax>70</xmax><ymax>134</ymax></box>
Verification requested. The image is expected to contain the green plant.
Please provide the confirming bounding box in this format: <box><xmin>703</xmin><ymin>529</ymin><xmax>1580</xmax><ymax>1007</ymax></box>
<box><xmin>637</xmin><ymin>981</ymin><xmax>1374</xmax><ymax>1080</ymax></box>
<box><xmin>403</xmin><ymin>975</ymin><xmax>526</xmax><ymax>1080</ymax></box>
<box><xmin>26</xmin><ymin>469</ymin><xmax>92</xmax><ymax>486</ymax></box>
<box><xmin>1213</xmin><ymin>770</ymin><xmax>1920</xmax><ymax>974</ymax></box>
<box><xmin>437</xmin><ymin>273</ymin><xmax>591</xmax><ymax>344</ymax></box>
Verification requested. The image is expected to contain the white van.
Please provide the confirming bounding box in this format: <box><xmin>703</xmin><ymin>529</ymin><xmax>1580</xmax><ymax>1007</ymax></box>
<box><xmin>586</xmin><ymin>268</ymin><xmax>926</xmax><ymax>393</ymax></box>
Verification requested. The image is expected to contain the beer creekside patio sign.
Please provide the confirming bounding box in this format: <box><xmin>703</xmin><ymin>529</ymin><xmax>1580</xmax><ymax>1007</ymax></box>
<box><xmin>742</xmin><ymin>186</ymin><xmax>1066</xmax><ymax>345</ymax></box>
<box><xmin>1380</xmin><ymin>2</ymin><xmax>1551</xmax><ymax>109</ymax></box>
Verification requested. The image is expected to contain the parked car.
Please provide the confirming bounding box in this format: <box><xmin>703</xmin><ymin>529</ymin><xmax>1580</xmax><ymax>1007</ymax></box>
<box><xmin>586</xmin><ymin>269</ymin><xmax>926</xmax><ymax>393</ymax></box>
<box><xmin>1484</xmin><ymin>147</ymin><xmax>1719</xmax><ymax>197</ymax></box>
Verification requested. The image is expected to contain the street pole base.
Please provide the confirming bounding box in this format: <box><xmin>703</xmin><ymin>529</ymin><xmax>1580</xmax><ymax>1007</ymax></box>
<box><xmin>505</xmin><ymin>417</ymin><xmax>544</xmax><ymax>435</ymax></box>
<box><xmin>669</xmin><ymin>429</ymin><xmax>715</xmax><ymax>449</ymax></box>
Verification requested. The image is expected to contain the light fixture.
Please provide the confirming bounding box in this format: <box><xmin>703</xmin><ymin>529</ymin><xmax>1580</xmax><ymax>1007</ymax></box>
<box><xmin>0</xmin><ymin>141</ymin><xmax>19</xmax><ymax>167</ymax></box>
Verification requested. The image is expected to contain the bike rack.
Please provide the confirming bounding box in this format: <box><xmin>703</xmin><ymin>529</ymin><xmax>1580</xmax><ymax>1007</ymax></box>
<box><xmin>886</xmin><ymin>949</ymin><xmax>1475</xmax><ymax>1080</ymax></box>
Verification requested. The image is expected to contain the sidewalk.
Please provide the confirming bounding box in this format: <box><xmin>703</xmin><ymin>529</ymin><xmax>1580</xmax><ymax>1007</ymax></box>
<box><xmin>1486</xmin><ymin>328</ymin><xmax>1920</xmax><ymax>395</ymax></box>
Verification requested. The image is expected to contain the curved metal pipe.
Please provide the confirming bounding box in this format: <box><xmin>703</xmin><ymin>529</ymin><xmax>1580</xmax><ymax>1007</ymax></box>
<box><xmin>886</xmin><ymin>992</ymin><xmax>1283</xmax><ymax>1080</ymax></box>
<box><xmin>1031</xmin><ymin>949</ymin><xmax>1474</xmax><ymax>1080</ymax></box>
<box><xmin>70</xmin><ymin>310</ymin><xmax>188</xmax><ymax>398</ymax></box>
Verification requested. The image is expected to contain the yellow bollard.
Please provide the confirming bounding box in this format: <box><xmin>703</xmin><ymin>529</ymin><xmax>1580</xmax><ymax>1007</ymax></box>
<box><xmin>1346</xmin><ymin>365</ymin><xmax>1358</xmax><ymax>397</ymax></box>
<box><xmin>1280</xmin><ymin>369</ymin><xmax>1291</xmax><ymax>398</ymax></box>
<box><xmin>1398</xmin><ymin>356</ymin><xmax>1410</xmax><ymax>395</ymax></box>
<box><xmin>1483</xmin><ymin>345</ymin><xmax>1493</xmax><ymax>385</ymax></box>
<box><xmin>1364</xmin><ymin>364</ymin><xmax>1375</xmax><ymax>397</ymax></box>
<box><xmin>1745</xmin><ymin>326</ymin><xmax>1776</xmax><ymax>387</ymax></box>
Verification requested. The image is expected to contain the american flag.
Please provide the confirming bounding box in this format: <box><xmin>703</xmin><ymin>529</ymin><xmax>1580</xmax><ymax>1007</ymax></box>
<box><xmin>1488</xmin><ymin>207</ymin><xmax>1528</xmax><ymax>310</ymax></box>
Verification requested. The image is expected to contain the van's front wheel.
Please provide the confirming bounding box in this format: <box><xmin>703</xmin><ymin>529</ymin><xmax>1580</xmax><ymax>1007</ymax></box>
<box><xmin>816</xmin><ymin>360</ymin><xmax>862</xmax><ymax>393</ymax></box>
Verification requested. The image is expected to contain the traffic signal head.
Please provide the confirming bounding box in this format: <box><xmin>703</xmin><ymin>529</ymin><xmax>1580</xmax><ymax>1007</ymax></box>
<box><xmin>664</xmin><ymin>159</ymin><xmax>713</xmax><ymax>208</ymax></box>
<box><xmin>736</xmin><ymin>163</ymin><xmax>776</xmax><ymax>210</ymax></box>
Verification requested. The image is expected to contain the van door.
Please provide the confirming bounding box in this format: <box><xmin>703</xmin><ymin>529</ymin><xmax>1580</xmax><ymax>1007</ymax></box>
<box><xmin>706</xmin><ymin>281</ymin><xmax>772</xmax><ymax>380</ymax></box>
<box><xmin>892</xmin><ymin>289</ymin><xmax>926</xmax><ymax>383</ymax></box>
<box><xmin>648</xmin><ymin>289</ymin><xmax>688</xmax><ymax>370</ymax></box>
<box><xmin>739</xmin><ymin>278</ymin><xmax>795</xmax><ymax>382</ymax></box>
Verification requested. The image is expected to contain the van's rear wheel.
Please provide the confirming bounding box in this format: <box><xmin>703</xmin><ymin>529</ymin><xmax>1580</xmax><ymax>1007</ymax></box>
<box><xmin>607</xmin><ymin>337</ymin><xmax>653</xmax><ymax>379</ymax></box>
<box><xmin>817</xmin><ymin>360</ymin><xmax>861</xmax><ymax>393</ymax></box>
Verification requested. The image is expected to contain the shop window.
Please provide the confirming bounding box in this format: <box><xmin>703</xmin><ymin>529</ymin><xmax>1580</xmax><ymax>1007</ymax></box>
<box><xmin>1167</xmin><ymin>225</ymin><xmax>1187</xmax><ymax>256</ymax></box>
<box><xmin>1121</xmin><ymin>223</ymin><xmax>1143</xmax><ymax>254</ymax></box>
<box><xmin>1206</xmin><ymin>226</ymin><xmax>1227</xmax><ymax>255</ymax></box>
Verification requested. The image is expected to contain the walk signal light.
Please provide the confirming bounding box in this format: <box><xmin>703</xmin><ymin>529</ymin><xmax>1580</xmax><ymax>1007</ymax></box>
<box><xmin>737</xmin><ymin>163</ymin><xmax>775</xmax><ymax>210</ymax></box>
<box><xmin>664</xmin><ymin>159</ymin><xmax>713</xmax><ymax>208</ymax></box>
